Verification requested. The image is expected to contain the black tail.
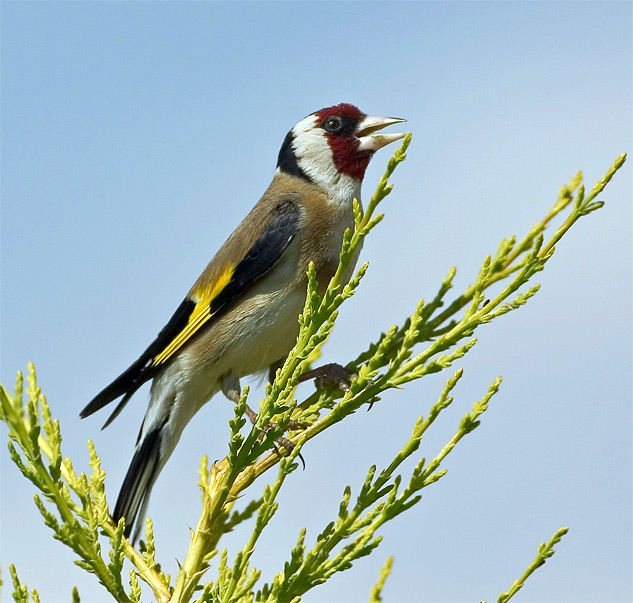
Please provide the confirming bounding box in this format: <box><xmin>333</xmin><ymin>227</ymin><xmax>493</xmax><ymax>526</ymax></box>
<box><xmin>81</xmin><ymin>297</ymin><xmax>196</xmax><ymax>428</ymax></box>
<box><xmin>80</xmin><ymin>354</ymin><xmax>156</xmax><ymax>429</ymax></box>
<box><xmin>113</xmin><ymin>428</ymin><xmax>162</xmax><ymax>541</ymax></box>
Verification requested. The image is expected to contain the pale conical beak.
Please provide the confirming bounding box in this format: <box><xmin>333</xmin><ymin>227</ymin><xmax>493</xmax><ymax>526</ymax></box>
<box><xmin>356</xmin><ymin>115</ymin><xmax>407</xmax><ymax>152</ymax></box>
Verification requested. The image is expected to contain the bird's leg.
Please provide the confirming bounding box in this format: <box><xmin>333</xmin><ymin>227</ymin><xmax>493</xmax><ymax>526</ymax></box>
<box><xmin>220</xmin><ymin>373</ymin><xmax>258</xmax><ymax>424</ymax></box>
<box><xmin>219</xmin><ymin>373</ymin><xmax>300</xmax><ymax>460</ymax></box>
<box><xmin>299</xmin><ymin>362</ymin><xmax>356</xmax><ymax>391</ymax></box>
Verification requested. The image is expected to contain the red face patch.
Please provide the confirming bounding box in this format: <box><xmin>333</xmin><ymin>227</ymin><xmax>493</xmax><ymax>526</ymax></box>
<box><xmin>315</xmin><ymin>104</ymin><xmax>372</xmax><ymax>181</ymax></box>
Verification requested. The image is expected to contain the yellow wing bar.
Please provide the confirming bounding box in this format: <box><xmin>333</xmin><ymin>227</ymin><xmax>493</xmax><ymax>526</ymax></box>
<box><xmin>152</xmin><ymin>265</ymin><xmax>234</xmax><ymax>366</ymax></box>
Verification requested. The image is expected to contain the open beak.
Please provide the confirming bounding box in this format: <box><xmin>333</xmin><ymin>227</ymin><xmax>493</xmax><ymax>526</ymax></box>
<box><xmin>356</xmin><ymin>115</ymin><xmax>407</xmax><ymax>152</ymax></box>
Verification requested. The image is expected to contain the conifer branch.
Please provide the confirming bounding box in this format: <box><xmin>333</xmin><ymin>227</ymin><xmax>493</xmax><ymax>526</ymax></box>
<box><xmin>1</xmin><ymin>142</ymin><xmax>626</xmax><ymax>602</ymax></box>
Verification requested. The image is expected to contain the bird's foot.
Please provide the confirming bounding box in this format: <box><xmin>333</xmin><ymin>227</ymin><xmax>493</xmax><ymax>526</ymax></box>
<box><xmin>220</xmin><ymin>373</ymin><xmax>305</xmax><ymax>467</ymax></box>
<box><xmin>299</xmin><ymin>362</ymin><xmax>356</xmax><ymax>391</ymax></box>
<box><xmin>243</xmin><ymin>404</ymin><xmax>305</xmax><ymax>468</ymax></box>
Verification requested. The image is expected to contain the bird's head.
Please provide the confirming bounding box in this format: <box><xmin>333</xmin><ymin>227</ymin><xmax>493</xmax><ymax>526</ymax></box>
<box><xmin>277</xmin><ymin>103</ymin><xmax>406</xmax><ymax>200</ymax></box>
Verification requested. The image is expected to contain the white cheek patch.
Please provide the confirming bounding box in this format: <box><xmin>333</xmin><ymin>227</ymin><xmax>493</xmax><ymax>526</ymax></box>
<box><xmin>291</xmin><ymin>116</ymin><xmax>361</xmax><ymax>205</ymax></box>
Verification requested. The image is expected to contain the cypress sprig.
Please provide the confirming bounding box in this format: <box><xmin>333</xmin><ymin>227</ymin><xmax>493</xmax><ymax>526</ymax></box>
<box><xmin>369</xmin><ymin>556</ymin><xmax>393</xmax><ymax>603</ymax></box>
<box><xmin>1</xmin><ymin>144</ymin><xmax>626</xmax><ymax>602</ymax></box>
<box><xmin>1</xmin><ymin>366</ymin><xmax>171</xmax><ymax>603</ymax></box>
<box><xmin>9</xmin><ymin>564</ymin><xmax>31</xmax><ymax>603</ymax></box>
<box><xmin>494</xmin><ymin>527</ymin><xmax>569</xmax><ymax>603</ymax></box>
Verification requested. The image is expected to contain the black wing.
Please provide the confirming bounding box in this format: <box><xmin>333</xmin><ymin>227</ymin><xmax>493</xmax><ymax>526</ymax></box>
<box><xmin>80</xmin><ymin>199</ymin><xmax>300</xmax><ymax>426</ymax></box>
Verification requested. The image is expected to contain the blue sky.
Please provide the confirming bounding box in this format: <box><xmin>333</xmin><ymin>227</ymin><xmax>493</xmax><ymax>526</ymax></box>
<box><xmin>1</xmin><ymin>2</ymin><xmax>631</xmax><ymax>602</ymax></box>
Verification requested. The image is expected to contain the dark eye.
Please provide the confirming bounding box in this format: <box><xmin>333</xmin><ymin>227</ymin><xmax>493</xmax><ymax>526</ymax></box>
<box><xmin>323</xmin><ymin>115</ymin><xmax>344</xmax><ymax>133</ymax></box>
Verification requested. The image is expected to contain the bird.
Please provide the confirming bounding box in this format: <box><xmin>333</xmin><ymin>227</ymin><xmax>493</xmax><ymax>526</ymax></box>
<box><xmin>80</xmin><ymin>103</ymin><xmax>406</xmax><ymax>540</ymax></box>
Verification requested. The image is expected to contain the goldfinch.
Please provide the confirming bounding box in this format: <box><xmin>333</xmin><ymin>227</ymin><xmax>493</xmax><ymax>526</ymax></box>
<box><xmin>80</xmin><ymin>103</ymin><xmax>405</xmax><ymax>540</ymax></box>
